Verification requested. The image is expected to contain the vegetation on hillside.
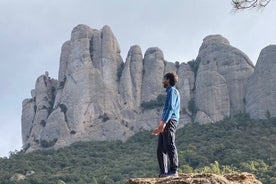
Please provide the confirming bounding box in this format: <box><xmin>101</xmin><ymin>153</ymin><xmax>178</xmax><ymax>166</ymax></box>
<box><xmin>0</xmin><ymin>114</ymin><xmax>275</xmax><ymax>183</ymax></box>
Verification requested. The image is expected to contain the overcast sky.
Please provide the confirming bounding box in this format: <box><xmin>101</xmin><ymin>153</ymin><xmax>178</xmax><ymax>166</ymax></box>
<box><xmin>0</xmin><ymin>0</ymin><xmax>275</xmax><ymax>157</ymax></box>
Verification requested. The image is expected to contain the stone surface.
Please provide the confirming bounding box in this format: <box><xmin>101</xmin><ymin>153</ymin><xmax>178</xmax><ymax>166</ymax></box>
<box><xmin>195</xmin><ymin>34</ymin><xmax>254</xmax><ymax>123</ymax></box>
<box><xmin>21</xmin><ymin>73</ymin><xmax>58</xmax><ymax>149</ymax></box>
<box><xmin>195</xmin><ymin>71</ymin><xmax>230</xmax><ymax>123</ymax></box>
<box><xmin>21</xmin><ymin>99</ymin><xmax>35</xmax><ymax>145</ymax></box>
<box><xmin>141</xmin><ymin>47</ymin><xmax>165</xmax><ymax>102</ymax></box>
<box><xmin>127</xmin><ymin>172</ymin><xmax>262</xmax><ymax>184</ymax></box>
<box><xmin>10</xmin><ymin>173</ymin><xmax>26</xmax><ymax>182</ymax></box>
<box><xmin>194</xmin><ymin>110</ymin><xmax>213</xmax><ymax>124</ymax></box>
<box><xmin>119</xmin><ymin>45</ymin><xmax>143</xmax><ymax>110</ymax></box>
<box><xmin>177</xmin><ymin>63</ymin><xmax>195</xmax><ymax>115</ymax></box>
<box><xmin>246</xmin><ymin>45</ymin><xmax>276</xmax><ymax>119</ymax></box>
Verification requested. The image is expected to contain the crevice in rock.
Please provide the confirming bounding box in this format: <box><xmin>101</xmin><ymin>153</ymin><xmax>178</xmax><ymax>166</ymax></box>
<box><xmin>89</xmin><ymin>36</ymin><xmax>94</xmax><ymax>63</ymax></box>
<box><xmin>58</xmin><ymin>104</ymin><xmax>71</xmax><ymax>132</ymax></box>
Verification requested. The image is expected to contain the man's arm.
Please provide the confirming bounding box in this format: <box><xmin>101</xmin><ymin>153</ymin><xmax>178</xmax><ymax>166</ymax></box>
<box><xmin>152</xmin><ymin>120</ymin><xmax>166</xmax><ymax>136</ymax></box>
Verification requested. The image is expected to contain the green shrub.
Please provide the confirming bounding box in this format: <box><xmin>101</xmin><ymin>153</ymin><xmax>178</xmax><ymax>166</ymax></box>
<box><xmin>1</xmin><ymin>116</ymin><xmax>276</xmax><ymax>183</ymax></box>
<box><xmin>59</xmin><ymin>104</ymin><xmax>67</xmax><ymax>113</ymax></box>
<box><xmin>99</xmin><ymin>113</ymin><xmax>109</xmax><ymax>122</ymax></box>
<box><xmin>188</xmin><ymin>98</ymin><xmax>197</xmax><ymax>114</ymax></box>
<box><xmin>188</xmin><ymin>58</ymin><xmax>200</xmax><ymax>76</ymax></box>
<box><xmin>58</xmin><ymin>77</ymin><xmax>67</xmax><ymax>89</ymax></box>
<box><xmin>140</xmin><ymin>94</ymin><xmax>166</xmax><ymax>110</ymax></box>
<box><xmin>40</xmin><ymin>138</ymin><xmax>57</xmax><ymax>148</ymax></box>
<box><xmin>40</xmin><ymin>120</ymin><xmax>46</xmax><ymax>127</ymax></box>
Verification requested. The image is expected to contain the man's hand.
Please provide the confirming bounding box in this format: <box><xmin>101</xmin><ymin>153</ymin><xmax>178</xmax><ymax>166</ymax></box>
<box><xmin>152</xmin><ymin>121</ymin><xmax>166</xmax><ymax>136</ymax></box>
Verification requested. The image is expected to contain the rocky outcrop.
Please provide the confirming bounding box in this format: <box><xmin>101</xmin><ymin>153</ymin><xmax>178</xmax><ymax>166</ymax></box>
<box><xmin>21</xmin><ymin>25</ymin><xmax>173</xmax><ymax>151</ymax></box>
<box><xmin>127</xmin><ymin>172</ymin><xmax>262</xmax><ymax>184</ymax></box>
<box><xmin>246</xmin><ymin>45</ymin><xmax>276</xmax><ymax>119</ymax></box>
<box><xmin>195</xmin><ymin>71</ymin><xmax>230</xmax><ymax>123</ymax></box>
<box><xmin>21</xmin><ymin>72</ymin><xmax>58</xmax><ymax>150</ymax></box>
<box><xmin>22</xmin><ymin>25</ymin><xmax>129</xmax><ymax>151</ymax></box>
<box><xmin>177</xmin><ymin>63</ymin><xmax>195</xmax><ymax>115</ymax></box>
<box><xmin>195</xmin><ymin>35</ymin><xmax>254</xmax><ymax>124</ymax></box>
<box><xmin>119</xmin><ymin>45</ymin><xmax>143</xmax><ymax>110</ymax></box>
<box><xmin>141</xmin><ymin>47</ymin><xmax>165</xmax><ymax>102</ymax></box>
<box><xmin>21</xmin><ymin>25</ymin><xmax>276</xmax><ymax>151</ymax></box>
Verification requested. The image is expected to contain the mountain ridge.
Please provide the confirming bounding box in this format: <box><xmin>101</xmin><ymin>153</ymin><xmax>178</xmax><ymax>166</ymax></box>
<box><xmin>3</xmin><ymin>116</ymin><xmax>276</xmax><ymax>183</ymax></box>
<box><xmin>21</xmin><ymin>24</ymin><xmax>276</xmax><ymax>152</ymax></box>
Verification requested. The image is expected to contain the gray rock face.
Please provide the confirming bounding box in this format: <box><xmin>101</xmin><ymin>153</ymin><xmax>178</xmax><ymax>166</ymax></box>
<box><xmin>58</xmin><ymin>41</ymin><xmax>71</xmax><ymax>81</ymax></box>
<box><xmin>195</xmin><ymin>71</ymin><xmax>230</xmax><ymax>123</ymax></box>
<box><xmin>141</xmin><ymin>47</ymin><xmax>165</xmax><ymax>102</ymax></box>
<box><xmin>177</xmin><ymin>63</ymin><xmax>195</xmax><ymax>114</ymax></box>
<box><xmin>52</xmin><ymin>25</ymin><xmax>125</xmax><ymax>144</ymax></box>
<box><xmin>21</xmin><ymin>73</ymin><xmax>58</xmax><ymax>149</ymax></box>
<box><xmin>119</xmin><ymin>45</ymin><xmax>143</xmax><ymax>109</ymax></box>
<box><xmin>22</xmin><ymin>25</ymin><xmax>127</xmax><ymax>150</ymax></box>
<box><xmin>195</xmin><ymin>35</ymin><xmax>254</xmax><ymax>123</ymax></box>
<box><xmin>21</xmin><ymin>99</ymin><xmax>35</xmax><ymax>144</ymax></box>
<box><xmin>194</xmin><ymin>111</ymin><xmax>212</xmax><ymax>124</ymax></box>
<box><xmin>246</xmin><ymin>45</ymin><xmax>276</xmax><ymax>119</ymax></box>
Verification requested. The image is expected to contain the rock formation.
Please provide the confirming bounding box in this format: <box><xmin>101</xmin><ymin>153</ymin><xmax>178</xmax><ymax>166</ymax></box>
<box><xmin>119</xmin><ymin>45</ymin><xmax>143</xmax><ymax>110</ymax></box>
<box><xmin>195</xmin><ymin>35</ymin><xmax>254</xmax><ymax>124</ymax></box>
<box><xmin>141</xmin><ymin>47</ymin><xmax>165</xmax><ymax>102</ymax></box>
<box><xmin>21</xmin><ymin>24</ymin><xmax>276</xmax><ymax>151</ymax></box>
<box><xmin>246</xmin><ymin>45</ymin><xmax>276</xmax><ymax>119</ymax></box>
<box><xmin>127</xmin><ymin>172</ymin><xmax>262</xmax><ymax>184</ymax></box>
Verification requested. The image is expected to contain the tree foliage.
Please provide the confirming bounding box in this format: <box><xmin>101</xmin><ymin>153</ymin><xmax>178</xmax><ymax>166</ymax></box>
<box><xmin>140</xmin><ymin>94</ymin><xmax>166</xmax><ymax>110</ymax></box>
<box><xmin>0</xmin><ymin>115</ymin><xmax>276</xmax><ymax>183</ymax></box>
<box><xmin>232</xmin><ymin>0</ymin><xmax>271</xmax><ymax>9</ymax></box>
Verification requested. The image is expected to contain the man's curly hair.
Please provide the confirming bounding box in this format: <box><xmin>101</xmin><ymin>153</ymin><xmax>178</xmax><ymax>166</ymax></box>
<box><xmin>164</xmin><ymin>72</ymin><xmax>178</xmax><ymax>86</ymax></box>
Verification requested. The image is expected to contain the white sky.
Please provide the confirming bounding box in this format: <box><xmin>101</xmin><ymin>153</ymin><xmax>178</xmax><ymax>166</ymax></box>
<box><xmin>0</xmin><ymin>0</ymin><xmax>275</xmax><ymax>157</ymax></box>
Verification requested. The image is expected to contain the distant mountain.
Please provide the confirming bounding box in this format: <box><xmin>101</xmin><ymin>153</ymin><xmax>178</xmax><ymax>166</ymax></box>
<box><xmin>21</xmin><ymin>24</ymin><xmax>276</xmax><ymax>152</ymax></box>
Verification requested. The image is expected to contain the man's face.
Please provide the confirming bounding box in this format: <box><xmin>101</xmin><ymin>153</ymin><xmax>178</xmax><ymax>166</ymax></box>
<box><xmin>162</xmin><ymin>77</ymin><xmax>170</xmax><ymax>88</ymax></box>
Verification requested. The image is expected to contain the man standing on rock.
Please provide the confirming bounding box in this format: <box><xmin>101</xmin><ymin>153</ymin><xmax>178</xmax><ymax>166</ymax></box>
<box><xmin>152</xmin><ymin>72</ymin><xmax>180</xmax><ymax>177</ymax></box>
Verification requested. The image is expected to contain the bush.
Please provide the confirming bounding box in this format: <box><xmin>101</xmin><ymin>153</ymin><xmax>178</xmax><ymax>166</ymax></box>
<box><xmin>188</xmin><ymin>58</ymin><xmax>200</xmax><ymax>76</ymax></box>
<box><xmin>1</xmin><ymin>116</ymin><xmax>275</xmax><ymax>183</ymax></box>
<box><xmin>40</xmin><ymin>120</ymin><xmax>46</xmax><ymax>127</ymax></box>
<box><xmin>99</xmin><ymin>113</ymin><xmax>109</xmax><ymax>122</ymax></box>
<box><xmin>40</xmin><ymin>139</ymin><xmax>58</xmax><ymax>148</ymax></box>
<box><xmin>58</xmin><ymin>77</ymin><xmax>66</xmax><ymax>89</ymax></box>
<box><xmin>140</xmin><ymin>94</ymin><xmax>166</xmax><ymax>110</ymax></box>
<box><xmin>188</xmin><ymin>98</ymin><xmax>197</xmax><ymax>114</ymax></box>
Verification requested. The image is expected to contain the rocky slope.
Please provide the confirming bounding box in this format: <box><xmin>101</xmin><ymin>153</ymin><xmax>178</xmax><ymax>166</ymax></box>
<box><xmin>127</xmin><ymin>173</ymin><xmax>262</xmax><ymax>184</ymax></box>
<box><xmin>21</xmin><ymin>24</ymin><xmax>276</xmax><ymax>152</ymax></box>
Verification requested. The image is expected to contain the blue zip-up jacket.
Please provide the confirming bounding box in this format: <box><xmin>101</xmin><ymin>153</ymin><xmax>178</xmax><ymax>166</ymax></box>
<box><xmin>161</xmin><ymin>86</ymin><xmax>180</xmax><ymax>123</ymax></box>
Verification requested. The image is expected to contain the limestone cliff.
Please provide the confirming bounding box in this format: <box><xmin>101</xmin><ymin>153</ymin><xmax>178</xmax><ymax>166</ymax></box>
<box><xmin>21</xmin><ymin>25</ymin><xmax>276</xmax><ymax>151</ymax></box>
